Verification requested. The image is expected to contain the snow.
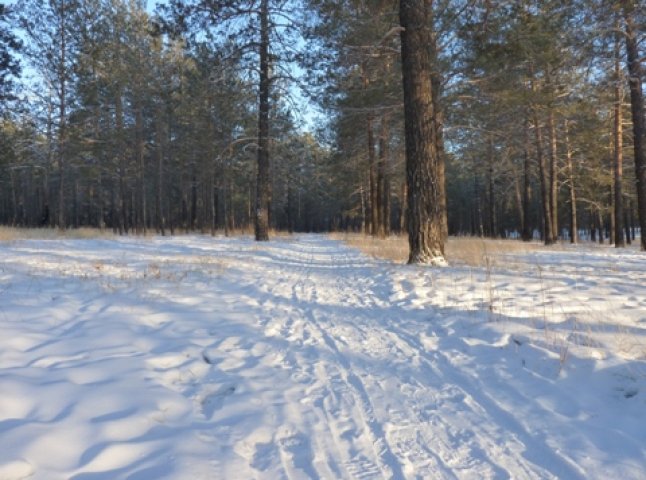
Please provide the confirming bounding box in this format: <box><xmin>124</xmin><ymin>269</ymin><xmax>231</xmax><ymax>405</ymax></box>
<box><xmin>0</xmin><ymin>234</ymin><xmax>645</xmax><ymax>479</ymax></box>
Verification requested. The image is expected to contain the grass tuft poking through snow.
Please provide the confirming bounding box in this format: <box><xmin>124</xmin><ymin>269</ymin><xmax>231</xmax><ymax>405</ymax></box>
<box><xmin>0</xmin><ymin>232</ymin><xmax>645</xmax><ymax>479</ymax></box>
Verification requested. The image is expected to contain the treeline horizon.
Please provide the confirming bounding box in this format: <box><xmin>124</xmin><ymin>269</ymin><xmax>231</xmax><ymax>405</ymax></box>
<box><xmin>0</xmin><ymin>1</ymin><xmax>644</xmax><ymax>248</ymax></box>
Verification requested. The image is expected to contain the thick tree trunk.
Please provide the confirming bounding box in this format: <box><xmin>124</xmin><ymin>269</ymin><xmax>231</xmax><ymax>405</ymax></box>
<box><xmin>377</xmin><ymin>115</ymin><xmax>389</xmax><ymax>237</ymax></box>
<box><xmin>135</xmin><ymin>104</ymin><xmax>146</xmax><ymax>235</ymax></box>
<box><xmin>564</xmin><ymin>121</ymin><xmax>578</xmax><ymax>244</ymax></box>
<box><xmin>255</xmin><ymin>0</ymin><xmax>271</xmax><ymax>241</ymax></box>
<box><xmin>367</xmin><ymin>115</ymin><xmax>379</xmax><ymax>236</ymax></box>
<box><xmin>474</xmin><ymin>174</ymin><xmax>484</xmax><ymax>237</ymax></box>
<box><xmin>625</xmin><ymin>198</ymin><xmax>632</xmax><ymax>245</ymax></box>
<box><xmin>359</xmin><ymin>184</ymin><xmax>366</xmax><ymax>233</ymax></box>
<box><xmin>41</xmin><ymin>172</ymin><xmax>50</xmax><ymax>227</ymax></box>
<box><xmin>115</xmin><ymin>88</ymin><xmax>126</xmax><ymax>235</ymax></box>
<box><xmin>547</xmin><ymin>109</ymin><xmax>559</xmax><ymax>241</ymax></box>
<box><xmin>10</xmin><ymin>169</ymin><xmax>19</xmax><ymax>226</ymax></box>
<box><xmin>45</xmin><ymin>98</ymin><xmax>54</xmax><ymax>227</ymax></box>
<box><xmin>614</xmin><ymin>33</ymin><xmax>625</xmax><ymax>247</ymax></box>
<box><xmin>533</xmin><ymin>113</ymin><xmax>554</xmax><ymax>245</ymax></box>
<box><xmin>487</xmin><ymin>139</ymin><xmax>496</xmax><ymax>237</ymax></box>
<box><xmin>191</xmin><ymin>169</ymin><xmax>198</xmax><ymax>231</ymax></box>
<box><xmin>73</xmin><ymin>178</ymin><xmax>79</xmax><ymax>228</ymax></box>
<box><xmin>530</xmin><ymin>63</ymin><xmax>554</xmax><ymax>245</ymax></box>
<box><xmin>56</xmin><ymin>0</ymin><xmax>67</xmax><ymax>230</ymax></box>
<box><xmin>624</xmin><ymin>6</ymin><xmax>646</xmax><ymax>251</ymax></box>
<box><xmin>522</xmin><ymin>118</ymin><xmax>532</xmax><ymax>241</ymax></box>
<box><xmin>156</xmin><ymin>114</ymin><xmax>166</xmax><ymax>236</ymax></box>
<box><xmin>57</xmin><ymin>117</ymin><xmax>66</xmax><ymax>229</ymax></box>
<box><xmin>400</xmin><ymin>0</ymin><xmax>446</xmax><ymax>265</ymax></box>
<box><xmin>399</xmin><ymin>181</ymin><xmax>406</xmax><ymax>233</ymax></box>
<box><xmin>513</xmin><ymin>167</ymin><xmax>524</xmax><ymax>236</ymax></box>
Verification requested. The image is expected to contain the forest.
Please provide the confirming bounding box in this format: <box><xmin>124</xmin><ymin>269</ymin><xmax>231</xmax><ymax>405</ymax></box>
<box><xmin>2</xmin><ymin>3</ymin><xmax>646</xmax><ymax>477</ymax></box>
<box><xmin>0</xmin><ymin>0</ymin><xmax>644</xmax><ymax>253</ymax></box>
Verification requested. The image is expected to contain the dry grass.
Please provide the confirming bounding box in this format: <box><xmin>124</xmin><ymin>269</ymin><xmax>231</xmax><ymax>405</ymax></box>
<box><xmin>330</xmin><ymin>232</ymin><xmax>409</xmax><ymax>263</ymax></box>
<box><xmin>0</xmin><ymin>226</ymin><xmax>295</xmax><ymax>243</ymax></box>
<box><xmin>0</xmin><ymin>227</ymin><xmax>116</xmax><ymax>242</ymax></box>
<box><xmin>446</xmin><ymin>236</ymin><xmax>544</xmax><ymax>267</ymax></box>
<box><xmin>331</xmin><ymin>232</ymin><xmax>545</xmax><ymax>267</ymax></box>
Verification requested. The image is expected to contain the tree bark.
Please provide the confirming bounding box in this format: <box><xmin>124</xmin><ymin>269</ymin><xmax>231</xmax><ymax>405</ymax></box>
<box><xmin>521</xmin><ymin>118</ymin><xmax>532</xmax><ymax>241</ymax></box>
<box><xmin>379</xmin><ymin>115</ymin><xmax>391</xmax><ymax>237</ymax></box>
<box><xmin>487</xmin><ymin>138</ymin><xmax>496</xmax><ymax>237</ymax></box>
<box><xmin>367</xmin><ymin>114</ymin><xmax>379</xmax><ymax>236</ymax></box>
<box><xmin>135</xmin><ymin>103</ymin><xmax>146</xmax><ymax>235</ymax></box>
<box><xmin>56</xmin><ymin>0</ymin><xmax>67</xmax><ymax>230</ymax></box>
<box><xmin>623</xmin><ymin>5</ymin><xmax>646</xmax><ymax>250</ymax></box>
<box><xmin>115</xmin><ymin>87</ymin><xmax>126</xmax><ymax>235</ymax></box>
<box><xmin>614</xmin><ymin>28</ymin><xmax>625</xmax><ymax>247</ymax></box>
<box><xmin>564</xmin><ymin>121</ymin><xmax>578</xmax><ymax>244</ymax></box>
<box><xmin>254</xmin><ymin>0</ymin><xmax>271</xmax><ymax>241</ymax></box>
<box><xmin>400</xmin><ymin>0</ymin><xmax>446</xmax><ymax>264</ymax></box>
<box><xmin>547</xmin><ymin>108</ymin><xmax>559</xmax><ymax>241</ymax></box>
<box><xmin>156</xmin><ymin>113</ymin><xmax>166</xmax><ymax>236</ymax></box>
<box><xmin>533</xmin><ymin>111</ymin><xmax>554</xmax><ymax>245</ymax></box>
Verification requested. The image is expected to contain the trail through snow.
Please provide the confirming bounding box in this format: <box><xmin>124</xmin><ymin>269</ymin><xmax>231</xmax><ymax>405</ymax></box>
<box><xmin>0</xmin><ymin>234</ymin><xmax>645</xmax><ymax>479</ymax></box>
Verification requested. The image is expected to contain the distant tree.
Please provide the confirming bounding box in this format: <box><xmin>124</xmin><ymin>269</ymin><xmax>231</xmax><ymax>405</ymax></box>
<box><xmin>622</xmin><ymin>1</ymin><xmax>645</xmax><ymax>251</ymax></box>
<box><xmin>17</xmin><ymin>0</ymin><xmax>79</xmax><ymax>228</ymax></box>
<box><xmin>164</xmin><ymin>0</ymin><xmax>302</xmax><ymax>241</ymax></box>
<box><xmin>0</xmin><ymin>4</ymin><xmax>21</xmax><ymax>111</ymax></box>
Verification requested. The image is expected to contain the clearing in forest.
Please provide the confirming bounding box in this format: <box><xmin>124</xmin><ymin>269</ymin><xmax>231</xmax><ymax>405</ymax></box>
<box><xmin>0</xmin><ymin>234</ymin><xmax>645</xmax><ymax>479</ymax></box>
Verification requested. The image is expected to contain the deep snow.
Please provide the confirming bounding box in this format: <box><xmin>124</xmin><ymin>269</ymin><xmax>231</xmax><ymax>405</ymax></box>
<box><xmin>0</xmin><ymin>234</ymin><xmax>645</xmax><ymax>479</ymax></box>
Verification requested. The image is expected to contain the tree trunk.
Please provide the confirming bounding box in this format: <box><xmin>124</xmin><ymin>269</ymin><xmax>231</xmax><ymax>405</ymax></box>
<box><xmin>115</xmin><ymin>88</ymin><xmax>126</xmax><ymax>235</ymax></box>
<box><xmin>378</xmin><ymin>114</ymin><xmax>389</xmax><ymax>237</ymax></box>
<box><xmin>625</xmin><ymin>198</ymin><xmax>632</xmax><ymax>245</ymax></box>
<box><xmin>399</xmin><ymin>181</ymin><xmax>406</xmax><ymax>233</ymax></box>
<box><xmin>547</xmin><ymin>108</ymin><xmax>559</xmax><ymax>241</ymax></box>
<box><xmin>430</xmin><ymin>28</ymin><xmax>447</xmax><ymax>242</ymax></box>
<box><xmin>367</xmin><ymin>114</ymin><xmax>379</xmax><ymax>236</ymax></box>
<box><xmin>400</xmin><ymin>0</ymin><xmax>446</xmax><ymax>264</ymax></box>
<box><xmin>533</xmin><ymin>112</ymin><xmax>554</xmax><ymax>245</ymax></box>
<box><xmin>474</xmin><ymin>174</ymin><xmax>484</xmax><ymax>237</ymax></box>
<box><xmin>513</xmin><ymin>166</ymin><xmax>524</xmax><ymax>236</ymax></box>
<box><xmin>564</xmin><ymin>121</ymin><xmax>578</xmax><ymax>244</ymax></box>
<box><xmin>254</xmin><ymin>0</ymin><xmax>271</xmax><ymax>241</ymax></box>
<box><xmin>530</xmin><ymin>63</ymin><xmax>554</xmax><ymax>245</ymax></box>
<box><xmin>487</xmin><ymin>139</ymin><xmax>496</xmax><ymax>237</ymax></box>
<box><xmin>191</xmin><ymin>169</ymin><xmax>198</xmax><ymax>231</ymax></box>
<box><xmin>45</xmin><ymin>93</ymin><xmax>54</xmax><ymax>228</ymax></box>
<box><xmin>156</xmin><ymin>114</ymin><xmax>166</xmax><ymax>236</ymax></box>
<box><xmin>73</xmin><ymin>178</ymin><xmax>79</xmax><ymax>228</ymax></box>
<box><xmin>135</xmin><ymin>103</ymin><xmax>146</xmax><ymax>235</ymax></box>
<box><xmin>614</xmin><ymin>31</ymin><xmax>625</xmax><ymax>247</ymax></box>
<box><xmin>522</xmin><ymin>118</ymin><xmax>532</xmax><ymax>241</ymax></box>
<box><xmin>623</xmin><ymin>5</ymin><xmax>646</xmax><ymax>250</ymax></box>
<box><xmin>56</xmin><ymin>0</ymin><xmax>67</xmax><ymax>230</ymax></box>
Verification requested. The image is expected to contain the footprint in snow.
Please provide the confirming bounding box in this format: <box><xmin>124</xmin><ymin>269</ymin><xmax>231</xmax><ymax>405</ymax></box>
<box><xmin>623</xmin><ymin>388</ymin><xmax>639</xmax><ymax>399</ymax></box>
<box><xmin>201</xmin><ymin>384</ymin><xmax>236</xmax><ymax>418</ymax></box>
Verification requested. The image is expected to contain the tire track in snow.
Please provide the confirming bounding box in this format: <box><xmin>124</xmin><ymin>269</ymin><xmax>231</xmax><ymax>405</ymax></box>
<box><xmin>292</xmin><ymin>238</ymin><xmax>577</xmax><ymax>479</ymax></box>
<box><xmin>259</xmin><ymin>238</ymin><xmax>405</xmax><ymax>479</ymax></box>
<box><xmin>340</xmin><ymin>262</ymin><xmax>587</xmax><ymax>479</ymax></box>
<box><xmin>312</xmin><ymin>247</ymin><xmax>482</xmax><ymax>479</ymax></box>
<box><xmin>243</xmin><ymin>236</ymin><xmax>588</xmax><ymax>479</ymax></box>
<box><xmin>288</xmin><ymin>239</ymin><xmax>427</xmax><ymax>479</ymax></box>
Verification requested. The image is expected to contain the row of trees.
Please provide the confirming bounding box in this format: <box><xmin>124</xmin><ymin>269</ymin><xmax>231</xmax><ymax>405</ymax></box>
<box><xmin>306</xmin><ymin>0</ymin><xmax>645</xmax><ymax>255</ymax></box>
<box><xmin>0</xmin><ymin>0</ymin><xmax>644</xmax><ymax>263</ymax></box>
<box><xmin>1</xmin><ymin>0</ymin><xmax>339</xmax><ymax>238</ymax></box>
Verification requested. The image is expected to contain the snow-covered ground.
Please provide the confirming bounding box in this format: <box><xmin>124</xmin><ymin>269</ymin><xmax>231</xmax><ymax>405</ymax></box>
<box><xmin>0</xmin><ymin>234</ymin><xmax>645</xmax><ymax>479</ymax></box>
